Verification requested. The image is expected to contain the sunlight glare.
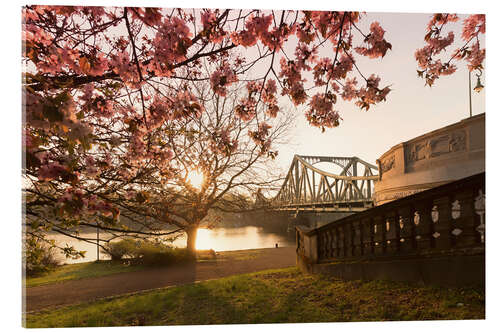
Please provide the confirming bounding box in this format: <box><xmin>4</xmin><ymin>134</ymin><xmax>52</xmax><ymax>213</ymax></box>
<box><xmin>187</xmin><ymin>170</ymin><xmax>204</xmax><ymax>190</ymax></box>
<box><xmin>196</xmin><ymin>228</ymin><xmax>213</xmax><ymax>250</ymax></box>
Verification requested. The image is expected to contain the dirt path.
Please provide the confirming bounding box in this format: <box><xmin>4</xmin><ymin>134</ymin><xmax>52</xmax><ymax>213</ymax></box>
<box><xmin>24</xmin><ymin>247</ymin><xmax>296</xmax><ymax>313</ymax></box>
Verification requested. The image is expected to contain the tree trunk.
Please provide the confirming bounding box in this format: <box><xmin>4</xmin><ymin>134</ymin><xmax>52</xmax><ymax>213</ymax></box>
<box><xmin>186</xmin><ymin>227</ymin><xmax>198</xmax><ymax>255</ymax></box>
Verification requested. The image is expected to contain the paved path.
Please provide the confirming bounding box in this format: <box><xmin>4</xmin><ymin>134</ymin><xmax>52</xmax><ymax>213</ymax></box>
<box><xmin>25</xmin><ymin>247</ymin><xmax>296</xmax><ymax>312</ymax></box>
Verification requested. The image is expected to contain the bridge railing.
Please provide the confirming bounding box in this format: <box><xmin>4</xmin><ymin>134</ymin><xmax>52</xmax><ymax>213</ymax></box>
<box><xmin>296</xmin><ymin>172</ymin><xmax>485</xmax><ymax>264</ymax></box>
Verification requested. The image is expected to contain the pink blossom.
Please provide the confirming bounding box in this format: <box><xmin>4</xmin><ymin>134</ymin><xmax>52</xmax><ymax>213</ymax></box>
<box><xmin>209</xmin><ymin>128</ymin><xmax>238</xmax><ymax>156</ymax></box>
<box><xmin>235</xmin><ymin>97</ymin><xmax>257</xmax><ymax>121</ymax></box>
<box><xmin>462</xmin><ymin>14</ymin><xmax>485</xmax><ymax>40</ymax></box>
<box><xmin>355</xmin><ymin>22</ymin><xmax>392</xmax><ymax>58</ymax></box>
<box><xmin>210</xmin><ymin>62</ymin><xmax>237</xmax><ymax>96</ymax></box>
<box><xmin>466</xmin><ymin>41</ymin><xmax>485</xmax><ymax>71</ymax></box>
<box><xmin>201</xmin><ymin>10</ymin><xmax>226</xmax><ymax>43</ymax></box>
<box><xmin>38</xmin><ymin>162</ymin><xmax>70</xmax><ymax>181</ymax></box>
<box><xmin>306</xmin><ymin>93</ymin><xmax>340</xmax><ymax>128</ymax></box>
<box><xmin>249</xmin><ymin>123</ymin><xmax>272</xmax><ymax>153</ymax></box>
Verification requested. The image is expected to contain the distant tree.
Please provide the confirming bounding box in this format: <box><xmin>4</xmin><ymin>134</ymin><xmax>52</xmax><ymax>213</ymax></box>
<box><xmin>113</xmin><ymin>78</ymin><xmax>293</xmax><ymax>252</ymax></box>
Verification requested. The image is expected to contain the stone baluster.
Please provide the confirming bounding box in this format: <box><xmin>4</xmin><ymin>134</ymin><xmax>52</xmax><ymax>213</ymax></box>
<box><xmin>333</xmin><ymin>227</ymin><xmax>340</xmax><ymax>258</ymax></box>
<box><xmin>384</xmin><ymin>212</ymin><xmax>398</xmax><ymax>255</ymax></box>
<box><xmin>318</xmin><ymin>232</ymin><xmax>325</xmax><ymax>260</ymax></box>
<box><xmin>397</xmin><ymin>206</ymin><xmax>413</xmax><ymax>253</ymax></box>
<box><xmin>338</xmin><ymin>226</ymin><xmax>345</xmax><ymax>258</ymax></box>
<box><xmin>361</xmin><ymin>218</ymin><xmax>374</xmax><ymax>256</ymax></box>
<box><xmin>326</xmin><ymin>231</ymin><xmax>332</xmax><ymax>259</ymax></box>
<box><xmin>343</xmin><ymin>223</ymin><xmax>353</xmax><ymax>257</ymax></box>
<box><xmin>373</xmin><ymin>215</ymin><xmax>385</xmax><ymax>255</ymax></box>
<box><xmin>413</xmin><ymin>200</ymin><xmax>434</xmax><ymax>250</ymax></box>
<box><xmin>324</xmin><ymin>230</ymin><xmax>330</xmax><ymax>260</ymax></box>
<box><xmin>452</xmin><ymin>188</ymin><xmax>476</xmax><ymax>247</ymax></box>
<box><xmin>352</xmin><ymin>221</ymin><xmax>363</xmax><ymax>257</ymax></box>
<box><xmin>432</xmin><ymin>196</ymin><xmax>453</xmax><ymax>250</ymax></box>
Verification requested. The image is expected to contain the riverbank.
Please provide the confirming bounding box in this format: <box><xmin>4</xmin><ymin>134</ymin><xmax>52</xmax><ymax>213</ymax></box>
<box><xmin>25</xmin><ymin>266</ymin><xmax>484</xmax><ymax>327</ymax></box>
<box><xmin>24</xmin><ymin>247</ymin><xmax>297</xmax><ymax>312</ymax></box>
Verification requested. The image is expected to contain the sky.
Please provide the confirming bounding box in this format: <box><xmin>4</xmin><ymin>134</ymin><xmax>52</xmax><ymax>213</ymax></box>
<box><xmin>272</xmin><ymin>12</ymin><xmax>486</xmax><ymax>173</ymax></box>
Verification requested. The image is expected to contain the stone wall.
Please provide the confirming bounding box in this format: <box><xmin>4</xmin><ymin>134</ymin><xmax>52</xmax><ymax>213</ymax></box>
<box><xmin>374</xmin><ymin>113</ymin><xmax>485</xmax><ymax>206</ymax></box>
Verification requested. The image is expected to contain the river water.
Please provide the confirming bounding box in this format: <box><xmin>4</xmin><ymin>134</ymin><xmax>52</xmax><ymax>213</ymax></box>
<box><xmin>48</xmin><ymin>226</ymin><xmax>296</xmax><ymax>264</ymax></box>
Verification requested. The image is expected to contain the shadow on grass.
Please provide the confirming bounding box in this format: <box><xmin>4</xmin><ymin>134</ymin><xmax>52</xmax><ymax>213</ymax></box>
<box><xmin>25</xmin><ymin>268</ymin><xmax>485</xmax><ymax>328</ymax></box>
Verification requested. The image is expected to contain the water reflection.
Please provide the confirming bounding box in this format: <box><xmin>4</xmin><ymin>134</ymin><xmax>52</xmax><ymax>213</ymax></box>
<box><xmin>178</xmin><ymin>226</ymin><xmax>294</xmax><ymax>251</ymax></box>
<box><xmin>47</xmin><ymin>226</ymin><xmax>295</xmax><ymax>264</ymax></box>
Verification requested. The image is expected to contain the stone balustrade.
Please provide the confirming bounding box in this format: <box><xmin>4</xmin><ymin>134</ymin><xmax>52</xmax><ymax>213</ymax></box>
<box><xmin>296</xmin><ymin>172</ymin><xmax>485</xmax><ymax>286</ymax></box>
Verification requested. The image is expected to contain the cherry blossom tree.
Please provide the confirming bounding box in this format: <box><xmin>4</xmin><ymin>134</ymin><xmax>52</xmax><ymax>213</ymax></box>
<box><xmin>22</xmin><ymin>6</ymin><xmax>394</xmax><ymax>256</ymax></box>
<box><xmin>415</xmin><ymin>13</ymin><xmax>485</xmax><ymax>86</ymax></box>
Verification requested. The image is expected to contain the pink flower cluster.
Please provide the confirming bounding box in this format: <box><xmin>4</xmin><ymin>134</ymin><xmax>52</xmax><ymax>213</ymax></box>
<box><xmin>262</xmin><ymin>80</ymin><xmax>279</xmax><ymax>118</ymax></box>
<box><xmin>355</xmin><ymin>75</ymin><xmax>391</xmax><ymax>110</ymax></box>
<box><xmin>462</xmin><ymin>14</ymin><xmax>485</xmax><ymax>40</ymax></box>
<box><xmin>249</xmin><ymin>123</ymin><xmax>272</xmax><ymax>153</ymax></box>
<box><xmin>210</xmin><ymin>62</ymin><xmax>238</xmax><ymax>96</ymax></box>
<box><xmin>415</xmin><ymin>13</ymin><xmax>485</xmax><ymax>86</ymax></box>
<box><xmin>201</xmin><ymin>10</ymin><xmax>226</xmax><ymax>43</ymax></box>
<box><xmin>230</xmin><ymin>14</ymin><xmax>293</xmax><ymax>51</ymax></box>
<box><xmin>209</xmin><ymin>128</ymin><xmax>238</xmax><ymax>156</ymax></box>
<box><xmin>235</xmin><ymin>97</ymin><xmax>257</xmax><ymax>122</ymax></box>
<box><xmin>148</xmin><ymin>91</ymin><xmax>203</xmax><ymax>129</ymax></box>
<box><xmin>57</xmin><ymin>188</ymin><xmax>119</xmax><ymax>220</ymax></box>
<box><xmin>279</xmin><ymin>58</ymin><xmax>307</xmax><ymax>106</ymax></box>
<box><xmin>313</xmin><ymin>55</ymin><xmax>353</xmax><ymax>86</ymax></box>
<box><xmin>38</xmin><ymin>162</ymin><xmax>72</xmax><ymax>182</ymax></box>
<box><xmin>466</xmin><ymin>41</ymin><xmax>485</xmax><ymax>71</ymax></box>
<box><xmin>306</xmin><ymin>93</ymin><xmax>340</xmax><ymax>128</ymax></box>
<box><xmin>426</xmin><ymin>13</ymin><xmax>459</xmax><ymax>31</ymax></box>
<box><xmin>355</xmin><ymin>22</ymin><xmax>392</xmax><ymax>59</ymax></box>
<box><xmin>149</xmin><ymin>16</ymin><xmax>193</xmax><ymax>76</ymax></box>
<box><xmin>230</xmin><ymin>14</ymin><xmax>272</xmax><ymax>47</ymax></box>
<box><xmin>111</xmin><ymin>51</ymin><xmax>140</xmax><ymax>87</ymax></box>
<box><xmin>130</xmin><ymin>7</ymin><xmax>163</xmax><ymax>26</ymax></box>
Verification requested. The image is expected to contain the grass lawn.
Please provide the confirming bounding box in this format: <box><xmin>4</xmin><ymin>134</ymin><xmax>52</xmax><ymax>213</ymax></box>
<box><xmin>25</xmin><ymin>267</ymin><xmax>484</xmax><ymax>327</ymax></box>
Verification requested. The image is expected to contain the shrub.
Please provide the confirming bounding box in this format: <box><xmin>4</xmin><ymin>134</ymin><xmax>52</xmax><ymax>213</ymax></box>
<box><xmin>104</xmin><ymin>239</ymin><xmax>138</xmax><ymax>260</ymax></box>
<box><xmin>134</xmin><ymin>240</ymin><xmax>195</xmax><ymax>266</ymax></box>
<box><xmin>23</xmin><ymin>236</ymin><xmax>61</xmax><ymax>277</ymax></box>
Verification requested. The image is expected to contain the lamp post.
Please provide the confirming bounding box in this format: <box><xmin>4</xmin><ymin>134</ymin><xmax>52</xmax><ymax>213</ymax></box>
<box><xmin>469</xmin><ymin>69</ymin><xmax>484</xmax><ymax>117</ymax></box>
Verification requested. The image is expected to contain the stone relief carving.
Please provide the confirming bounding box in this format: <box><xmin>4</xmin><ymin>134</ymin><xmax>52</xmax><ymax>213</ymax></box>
<box><xmin>430</xmin><ymin>135</ymin><xmax>450</xmax><ymax>157</ymax></box>
<box><xmin>380</xmin><ymin>154</ymin><xmax>395</xmax><ymax>173</ymax></box>
<box><xmin>405</xmin><ymin>129</ymin><xmax>467</xmax><ymax>165</ymax></box>
<box><xmin>407</xmin><ymin>141</ymin><xmax>431</xmax><ymax>162</ymax></box>
<box><xmin>449</xmin><ymin>130</ymin><xmax>466</xmax><ymax>152</ymax></box>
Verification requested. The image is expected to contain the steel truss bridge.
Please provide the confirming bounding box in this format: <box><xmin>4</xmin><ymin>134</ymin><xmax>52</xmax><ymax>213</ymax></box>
<box><xmin>268</xmin><ymin>155</ymin><xmax>379</xmax><ymax>212</ymax></box>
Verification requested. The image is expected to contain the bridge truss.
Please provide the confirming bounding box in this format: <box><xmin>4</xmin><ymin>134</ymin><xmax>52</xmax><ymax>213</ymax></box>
<box><xmin>271</xmin><ymin>155</ymin><xmax>378</xmax><ymax>212</ymax></box>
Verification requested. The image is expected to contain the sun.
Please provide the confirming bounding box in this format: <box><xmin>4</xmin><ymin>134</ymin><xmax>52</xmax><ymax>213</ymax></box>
<box><xmin>187</xmin><ymin>170</ymin><xmax>204</xmax><ymax>190</ymax></box>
